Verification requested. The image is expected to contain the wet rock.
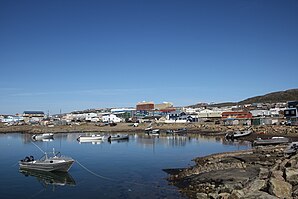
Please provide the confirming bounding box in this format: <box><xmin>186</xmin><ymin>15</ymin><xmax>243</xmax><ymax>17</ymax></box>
<box><xmin>268</xmin><ymin>177</ymin><xmax>292</xmax><ymax>198</ymax></box>
<box><xmin>286</xmin><ymin>168</ymin><xmax>298</xmax><ymax>186</ymax></box>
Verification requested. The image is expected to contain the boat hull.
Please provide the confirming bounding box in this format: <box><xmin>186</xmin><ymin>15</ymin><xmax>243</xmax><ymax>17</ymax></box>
<box><xmin>77</xmin><ymin>135</ymin><xmax>103</xmax><ymax>141</ymax></box>
<box><xmin>32</xmin><ymin>133</ymin><xmax>54</xmax><ymax>140</ymax></box>
<box><xmin>19</xmin><ymin>160</ymin><xmax>74</xmax><ymax>172</ymax></box>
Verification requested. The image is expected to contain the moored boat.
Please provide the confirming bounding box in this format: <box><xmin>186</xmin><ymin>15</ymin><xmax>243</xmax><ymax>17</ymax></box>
<box><xmin>19</xmin><ymin>149</ymin><xmax>74</xmax><ymax>172</ymax></box>
<box><xmin>107</xmin><ymin>134</ymin><xmax>129</xmax><ymax>141</ymax></box>
<box><xmin>253</xmin><ymin>137</ymin><xmax>290</xmax><ymax>146</ymax></box>
<box><xmin>77</xmin><ymin>134</ymin><xmax>103</xmax><ymax>141</ymax></box>
<box><xmin>32</xmin><ymin>133</ymin><xmax>54</xmax><ymax>141</ymax></box>
<box><xmin>225</xmin><ymin>130</ymin><xmax>252</xmax><ymax>140</ymax></box>
<box><xmin>146</xmin><ymin>129</ymin><xmax>160</xmax><ymax>135</ymax></box>
<box><xmin>166</xmin><ymin>128</ymin><xmax>187</xmax><ymax>135</ymax></box>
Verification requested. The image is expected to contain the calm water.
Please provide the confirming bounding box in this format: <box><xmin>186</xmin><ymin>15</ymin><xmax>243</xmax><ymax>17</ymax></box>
<box><xmin>0</xmin><ymin>133</ymin><xmax>251</xmax><ymax>199</ymax></box>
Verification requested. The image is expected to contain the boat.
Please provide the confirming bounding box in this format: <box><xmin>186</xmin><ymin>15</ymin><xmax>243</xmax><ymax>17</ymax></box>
<box><xmin>166</xmin><ymin>128</ymin><xmax>187</xmax><ymax>135</ymax></box>
<box><xmin>253</xmin><ymin>137</ymin><xmax>290</xmax><ymax>146</ymax></box>
<box><xmin>32</xmin><ymin>133</ymin><xmax>54</xmax><ymax>141</ymax></box>
<box><xmin>146</xmin><ymin>129</ymin><xmax>160</xmax><ymax>135</ymax></box>
<box><xmin>284</xmin><ymin>142</ymin><xmax>298</xmax><ymax>155</ymax></box>
<box><xmin>19</xmin><ymin>149</ymin><xmax>74</xmax><ymax>172</ymax></box>
<box><xmin>77</xmin><ymin>134</ymin><xmax>103</xmax><ymax>141</ymax></box>
<box><xmin>107</xmin><ymin>134</ymin><xmax>129</xmax><ymax>141</ymax></box>
<box><xmin>225</xmin><ymin>130</ymin><xmax>252</xmax><ymax>140</ymax></box>
<box><xmin>19</xmin><ymin>169</ymin><xmax>76</xmax><ymax>187</ymax></box>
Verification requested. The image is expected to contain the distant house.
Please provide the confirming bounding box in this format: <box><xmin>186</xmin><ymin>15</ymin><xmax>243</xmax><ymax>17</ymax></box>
<box><xmin>23</xmin><ymin>111</ymin><xmax>45</xmax><ymax>123</ymax></box>
<box><xmin>101</xmin><ymin>114</ymin><xmax>122</xmax><ymax>123</ymax></box>
<box><xmin>283</xmin><ymin>101</ymin><xmax>298</xmax><ymax>125</ymax></box>
<box><xmin>222</xmin><ymin>111</ymin><xmax>252</xmax><ymax>126</ymax></box>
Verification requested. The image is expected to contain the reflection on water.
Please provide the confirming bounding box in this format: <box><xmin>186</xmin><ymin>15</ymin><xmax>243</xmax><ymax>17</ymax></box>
<box><xmin>19</xmin><ymin>169</ymin><xmax>76</xmax><ymax>188</ymax></box>
<box><xmin>0</xmin><ymin>133</ymin><xmax>252</xmax><ymax>199</ymax></box>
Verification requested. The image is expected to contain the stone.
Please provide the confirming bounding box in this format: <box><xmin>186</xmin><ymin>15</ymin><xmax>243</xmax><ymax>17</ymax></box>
<box><xmin>218</xmin><ymin>193</ymin><xmax>230</xmax><ymax>199</ymax></box>
<box><xmin>245</xmin><ymin>179</ymin><xmax>267</xmax><ymax>192</ymax></box>
<box><xmin>259</xmin><ymin>168</ymin><xmax>270</xmax><ymax>179</ymax></box>
<box><xmin>270</xmin><ymin>170</ymin><xmax>284</xmax><ymax>181</ymax></box>
<box><xmin>228</xmin><ymin>190</ymin><xmax>245</xmax><ymax>199</ymax></box>
<box><xmin>196</xmin><ymin>193</ymin><xmax>208</xmax><ymax>199</ymax></box>
<box><xmin>241</xmin><ymin>191</ymin><xmax>278</xmax><ymax>199</ymax></box>
<box><xmin>286</xmin><ymin>168</ymin><xmax>298</xmax><ymax>186</ymax></box>
<box><xmin>268</xmin><ymin>178</ymin><xmax>292</xmax><ymax>198</ymax></box>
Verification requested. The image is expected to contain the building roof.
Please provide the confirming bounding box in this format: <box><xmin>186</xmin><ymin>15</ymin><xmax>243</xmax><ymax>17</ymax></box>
<box><xmin>23</xmin><ymin>111</ymin><xmax>45</xmax><ymax>115</ymax></box>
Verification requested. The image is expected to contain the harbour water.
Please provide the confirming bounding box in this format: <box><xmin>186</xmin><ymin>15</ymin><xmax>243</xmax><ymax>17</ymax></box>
<box><xmin>0</xmin><ymin>133</ymin><xmax>251</xmax><ymax>199</ymax></box>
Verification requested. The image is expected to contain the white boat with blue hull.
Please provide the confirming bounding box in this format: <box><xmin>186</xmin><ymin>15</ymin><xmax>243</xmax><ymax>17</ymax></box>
<box><xmin>19</xmin><ymin>150</ymin><xmax>74</xmax><ymax>172</ymax></box>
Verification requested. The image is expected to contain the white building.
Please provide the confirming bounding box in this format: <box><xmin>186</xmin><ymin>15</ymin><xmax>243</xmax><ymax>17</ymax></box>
<box><xmin>101</xmin><ymin>114</ymin><xmax>122</xmax><ymax>123</ymax></box>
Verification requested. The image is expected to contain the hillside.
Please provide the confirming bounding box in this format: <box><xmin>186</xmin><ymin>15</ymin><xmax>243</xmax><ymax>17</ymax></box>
<box><xmin>239</xmin><ymin>89</ymin><xmax>298</xmax><ymax>104</ymax></box>
<box><xmin>189</xmin><ymin>89</ymin><xmax>298</xmax><ymax>108</ymax></box>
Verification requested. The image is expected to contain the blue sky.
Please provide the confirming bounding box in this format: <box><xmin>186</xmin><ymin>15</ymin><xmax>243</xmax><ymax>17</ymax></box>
<box><xmin>0</xmin><ymin>0</ymin><xmax>297</xmax><ymax>114</ymax></box>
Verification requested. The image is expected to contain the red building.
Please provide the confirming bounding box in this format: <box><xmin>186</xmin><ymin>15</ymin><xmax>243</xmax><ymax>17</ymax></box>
<box><xmin>136</xmin><ymin>102</ymin><xmax>154</xmax><ymax>111</ymax></box>
<box><xmin>222</xmin><ymin>111</ymin><xmax>252</xmax><ymax>119</ymax></box>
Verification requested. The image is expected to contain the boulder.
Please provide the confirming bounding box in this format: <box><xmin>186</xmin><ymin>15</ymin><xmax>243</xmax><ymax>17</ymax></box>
<box><xmin>259</xmin><ymin>168</ymin><xmax>270</xmax><ymax>179</ymax></box>
<box><xmin>218</xmin><ymin>193</ymin><xmax>230</xmax><ymax>199</ymax></box>
<box><xmin>268</xmin><ymin>178</ymin><xmax>292</xmax><ymax>198</ymax></box>
<box><xmin>270</xmin><ymin>170</ymin><xmax>284</xmax><ymax>181</ymax></box>
<box><xmin>196</xmin><ymin>193</ymin><xmax>208</xmax><ymax>199</ymax></box>
<box><xmin>241</xmin><ymin>191</ymin><xmax>278</xmax><ymax>199</ymax></box>
<box><xmin>228</xmin><ymin>190</ymin><xmax>245</xmax><ymax>199</ymax></box>
<box><xmin>286</xmin><ymin>168</ymin><xmax>298</xmax><ymax>186</ymax></box>
<box><xmin>244</xmin><ymin>179</ymin><xmax>267</xmax><ymax>192</ymax></box>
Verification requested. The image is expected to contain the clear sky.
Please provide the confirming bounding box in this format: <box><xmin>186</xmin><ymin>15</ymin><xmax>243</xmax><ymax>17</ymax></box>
<box><xmin>0</xmin><ymin>0</ymin><xmax>297</xmax><ymax>114</ymax></box>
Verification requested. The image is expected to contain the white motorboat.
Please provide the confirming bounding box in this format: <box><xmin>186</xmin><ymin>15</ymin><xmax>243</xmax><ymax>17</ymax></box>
<box><xmin>77</xmin><ymin>134</ymin><xmax>103</xmax><ymax>142</ymax></box>
<box><xmin>146</xmin><ymin>129</ymin><xmax>160</xmax><ymax>136</ymax></box>
<box><xmin>19</xmin><ymin>149</ymin><xmax>74</xmax><ymax>172</ymax></box>
<box><xmin>225</xmin><ymin>130</ymin><xmax>252</xmax><ymax>140</ymax></box>
<box><xmin>253</xmin><ymin>137</ymin><xmax>289</xmax><ymax>146</ymax></box>
<box><xmin>107</xmin><ymin>134</ymin><xmax>129</xmax><ymax>141</ymax></box>
<box><xmin>32</xmin><ymin>133</ymin><xmax>54</xmax><ymax>141</ymax></box>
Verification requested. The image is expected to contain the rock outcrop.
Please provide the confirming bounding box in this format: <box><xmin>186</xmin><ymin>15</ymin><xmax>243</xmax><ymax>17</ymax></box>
<box><xmin>166</xmin><ymin>145</ymin><xmax>298</xmax><ymax>198</ymax></box>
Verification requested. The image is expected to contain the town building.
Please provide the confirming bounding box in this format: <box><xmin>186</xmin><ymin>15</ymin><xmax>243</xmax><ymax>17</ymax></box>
<box><xmin>23</xmin><ymin>111</ymin><xmax>45</xmax><ymax>123</ymax></box>
<box><xmin>222</xmin><ymin>111</ymin><xmax>252</xmax><ymax>126</ymax></box>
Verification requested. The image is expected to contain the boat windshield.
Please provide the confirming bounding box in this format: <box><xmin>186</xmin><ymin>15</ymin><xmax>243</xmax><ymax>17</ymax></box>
<box><xmin>39</xmin><ymin>151</ymin><xmax>61</xmax><ymax>161</ymax></box>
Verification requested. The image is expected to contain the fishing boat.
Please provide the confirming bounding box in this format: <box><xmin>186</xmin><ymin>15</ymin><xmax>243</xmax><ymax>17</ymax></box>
<box><xmin>32</xmin><ymin>133</ymin><xmax>54</xmax><ymax>141</ymax></box>
<box><xmin>19</xmin><ymin>149</ymin><xmax>74</xmax><ymax>172</ymax></box>
<box><xmin>77</xmin><ymin>134</ymin><xmax>103</xmax><ymax>142</ymax></box>
<box><xmin>146</xmin><ymin>129</ymin><xmax>160</xmax><ymax>136</ymax></box>
<box><xmin>107</xmin><ymin>134</ymin><xmax>129</xmax><ymax>141</ymax></box>
<box><xmin>253</xmin><ymin>137</ymin><xmax>290</xmax><ymax>146</ymax></box>
<box><xmin>225</xmin><ymin>130</ymin><xmax>252</xmax><ymax>140</ymax></box>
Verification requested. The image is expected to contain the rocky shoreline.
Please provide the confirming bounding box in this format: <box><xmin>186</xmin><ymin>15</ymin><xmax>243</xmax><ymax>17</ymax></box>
<box><xmin>165</xmin><ymin>145</ymin><xmax>298</xmax><ymax>198</ymax></box>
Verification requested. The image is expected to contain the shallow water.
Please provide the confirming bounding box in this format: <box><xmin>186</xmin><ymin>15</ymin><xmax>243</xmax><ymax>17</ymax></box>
<box><xmin>0</xmin><ymin>133</ymin><xmax>251</xmax><ymax>199</ymax></box>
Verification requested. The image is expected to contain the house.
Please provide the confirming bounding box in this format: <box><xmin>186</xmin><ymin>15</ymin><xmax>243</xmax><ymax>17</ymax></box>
<box><xmin>164</xmin><ymin>111</ymin><xmax>195</xmax><ymax>123</ymax></box>
<box><xmin>23</xmin><ymin>111</ymin><xmax>45</xmax><ymax>123</ymax></box>
<box><xmin>284</xmin><ymin>101</ymin><xmax>298</xmax><ymax>126</ymax></box>
<box><xmin>222</xmin><ymin>111</ymin><xmax>252</xmax><ymax>126</ymax></box>
<box><xmin>101</xmin><ymin>114</ymin><xmax>122</xmax><ymax>123</ymax></box>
